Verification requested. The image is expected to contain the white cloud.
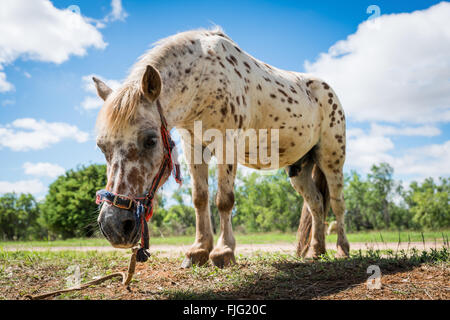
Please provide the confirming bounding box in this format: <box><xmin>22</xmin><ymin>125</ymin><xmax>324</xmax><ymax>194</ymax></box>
<box><xmin>81</xmin><ymin>0</ymin><xmax>128</xmax><ymax>28</ymax></box>
<box><xmin>80</xmin><ymin>95</ymin><xmax>104</xmax><ymax>111</ymax></box>
<box><xmin>79</xmin><ymin>74</ymin><xmax>121</xmax><ymax>111</ymax></box>
<box><xmin>0</xmin><ymin>179</ymin><xmax>46</xmax><ymax>195</ymax></box>
<box><xmin>0</xmin><ymin>0</ymin><xmax>108</xmax><ymax>92</ymax></box>
<box><xmin>369</xmin><ymin>124</ymin><xmax>441</xmax><ymax>137</ymax></box>
<box><xmin>1</xmin><ymin>99</ymin><xmax>15</xmax><ymax>107</ymax></box>
<box><xmin>0</xmin><ymin>118</ymin><xmax>89</xmax><ymax>151</ymax></box>
<box><xmin>392</xmin><ymin>141</ymin><xmax>450</xmax><ymax>178</ymax></box>
<box><xmin>304</xmin><ymin>2</ymin><xmax>450</xmax><ymax>124</ymax></box>
<box><xmin>346</xmin><ymin>128</ymin><xmax>395</xmax><ymax>172</ymax></box>
<box><xmin>346</xmin><ymin>125</ymin><xmax>449</xmax><ymax>180</ymax></box>
<box><xmin>108</xmin><ymin>0</ymin><xmax>128</xmax><ymax>22</ymax></box>
<box><xmin>0</xmin><ymin>68</ymin><xmax>14</xmax><ymax>92</ymax></box>
<box><xmin>23</xmin><ymin>162</ymin><xmax>65</xmax><ymax>178</ymax></box>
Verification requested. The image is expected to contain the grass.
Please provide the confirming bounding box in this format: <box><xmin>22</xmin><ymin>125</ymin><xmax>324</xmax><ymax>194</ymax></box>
<box><xmin>0</xmin><ymin>247</ymin><xmax>448</xmax><ymax>300</ymax></box>
<box><xmin>0</xmin><ymin>229</ymin><xmax>448</xmax><ymax>248</ymax></box>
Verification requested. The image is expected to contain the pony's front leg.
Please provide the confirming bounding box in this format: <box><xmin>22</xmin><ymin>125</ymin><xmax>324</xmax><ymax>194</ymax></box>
<box><xmin>209</xmin><ymin>163</ymin><xmax>236</xmax><ymax>268</ymax></box>
<box><xmin>181</xmin><ymin>162</ymin><xmax>214</xmax><ymax>268</ymax></box>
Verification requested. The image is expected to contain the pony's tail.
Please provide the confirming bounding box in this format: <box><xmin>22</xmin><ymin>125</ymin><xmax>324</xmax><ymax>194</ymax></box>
<box><xmin>296</xmin><ymin>164</ymin><xmax>330</xmax><ymax>257</ymax></box>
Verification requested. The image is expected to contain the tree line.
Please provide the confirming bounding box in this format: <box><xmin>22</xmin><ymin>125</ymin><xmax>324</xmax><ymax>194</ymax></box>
<box><xmin>0</xmin><ymin>162</ymin><xmax>448</xmax><ymax>240</ymax></box>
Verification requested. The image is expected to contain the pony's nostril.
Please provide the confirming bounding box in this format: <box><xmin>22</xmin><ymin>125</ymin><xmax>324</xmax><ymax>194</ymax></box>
<box><xmin>122</xmin><ymin>219</ymin><xmax>135</xmax><ymax>235</ymax></box>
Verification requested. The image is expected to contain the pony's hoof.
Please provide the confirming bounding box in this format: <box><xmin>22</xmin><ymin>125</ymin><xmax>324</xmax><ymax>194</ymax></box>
<box><xmin>335</xmin><ymin>243</ymin><xmax>350</xmax><ymax>259</ymax></box>
<box><xmin>209</xmin><ymin>247</ymin><xmax>236</xmax><ymax>268</ymax></box>
<box><xmin>334</xmin><ymin>252</ymin><xmax>349</xmax><ymax>259</ymax></box>
<box><xmin>180</xmin><ymin>257</ymin><xmax>192</xmax><ymax>268</ymax></box>
<box><xmin>183</xmin><ymin>248</ymin><xmax>210</xmax><ymax>267</ymax></box>
<box><xmin>304</xmin><ymin>247</ymin><xmax>326</xmax><ymax>260</ymax></box>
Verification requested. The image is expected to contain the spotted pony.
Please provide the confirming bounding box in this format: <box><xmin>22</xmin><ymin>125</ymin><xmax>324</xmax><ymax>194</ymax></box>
<box><xmin>94</xmin><ymin>27</ymin><xmax>350</xmax><ymax>267</ymax></box>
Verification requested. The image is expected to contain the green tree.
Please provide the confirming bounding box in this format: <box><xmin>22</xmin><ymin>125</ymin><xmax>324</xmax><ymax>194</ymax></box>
<box><xmin>366</xmin><ymin>163</ymin><xmax>395</xmax><ymax>229</ymax></box>
<box><xmin>234</xmin><ymin>169</ymin><xmax>303</xmax><ymax>232</ymax></box>
<box><xmin>158</xmin><ymin>188</ymin><xmax>196</xmax><ymax>235</ymax></box>
<box><xmin>405</xmin><ymin>177</ymin><xmax>449</xmax><ymax>229</ymax></box>
<box><xmin>343</xmin><ymin>171</ymin><xmax>372</xmax><ymax>231</ymax></box>
<box><xmin>0</xmin><ymin>193</ymin><xmax>43</xmax><ymax>240</ymax></box>
<box><xmin>40</xmin><ymin>164</ymin><xmax>107</xmax><ymax>239</ymax></box>
<box><xmin>389</xmin><ymin>183</ymin><xmax>416</xmax><ymax>230</ymax></box>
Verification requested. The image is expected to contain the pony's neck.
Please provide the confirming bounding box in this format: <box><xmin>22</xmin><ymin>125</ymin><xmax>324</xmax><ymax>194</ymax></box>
<box><xmin>150</xmin><ymin>49</ymin><xmax>206</xmax><ymax>130</ymax></box>
<box><xmin>144</xmin><ymin>45</ymin><xmax>209</xmax><ymax>128</ymax></box>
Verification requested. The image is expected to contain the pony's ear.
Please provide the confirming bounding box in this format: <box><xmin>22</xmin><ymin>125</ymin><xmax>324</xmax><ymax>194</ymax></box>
<box><xmin>92</xmin><ymin>77</ymin><xmax>112</xmax><ymax>101</ymax></box>
<box><xmin>141</xmin><ymin>65</ymin><xmax>162</xmax><ymax>101</ymax></box>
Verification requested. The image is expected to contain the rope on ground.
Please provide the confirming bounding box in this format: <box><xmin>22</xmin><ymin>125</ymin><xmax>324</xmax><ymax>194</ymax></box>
<box><xmin>24</xmin><ymin>247</ymin><xmax>138</xmax><ymax>300</ymax></box>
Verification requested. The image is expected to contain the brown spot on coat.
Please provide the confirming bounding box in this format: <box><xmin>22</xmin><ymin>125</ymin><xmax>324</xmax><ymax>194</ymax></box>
<box><xmin>225</xmin><ymin>56</ymin><xmax>235</xmax><ymax>66</ymax></box>
<box><xmin>277</xmin><ymin>89</ymin><xmax>288</xmax><ymax>97</ymax></box>
<box><xmin>126</xmin><ymin>146</ymin><xmax>139</xmax><ymax>161</ymax></box>
<box><xmin>230</xmin><ymin>102</ymin><xmax>235</xmax><ymax>114</ymax></box>
<box><xmin>220</xmin><ymin>106</ymin><xmax>227</xmax><ymax>116</ymax></box>
<box><xmin>127</xmin><ymin>166</ymin><xmax>143</xmax><ymax>189</ymax></box>
<box><xmin>275</xmin><ymin>81</ymin><xmax>285</xmax><ymax>88</ymax></box>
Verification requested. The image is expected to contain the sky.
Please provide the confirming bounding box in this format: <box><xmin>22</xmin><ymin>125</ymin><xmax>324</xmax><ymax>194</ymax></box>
<box><xmin>0</xmin><ymin>0</ymin><xmax>449</xmax><ymax>201</ymax></box>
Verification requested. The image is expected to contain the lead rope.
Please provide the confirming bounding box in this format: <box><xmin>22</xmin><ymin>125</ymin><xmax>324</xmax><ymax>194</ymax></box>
<box><xmin>25</xmin><ymin>247</ymin><xmax>138</xmax><ymax>300</ymax></box>
<box><xmin>136</xmin><ymin>202</ymin><xmax>151</xmax><ymax>262</ymax></box>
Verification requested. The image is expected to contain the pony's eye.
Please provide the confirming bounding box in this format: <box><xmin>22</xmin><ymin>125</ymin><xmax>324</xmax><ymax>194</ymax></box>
<box><xmin>143</xmin><ymin>136</ymin><xmax>157</xmax><ymax>149</ymax></box>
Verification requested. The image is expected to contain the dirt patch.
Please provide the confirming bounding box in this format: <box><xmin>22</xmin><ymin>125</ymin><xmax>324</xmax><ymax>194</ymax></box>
<box><xmin>1</xmin><ymin>248</ymin><xmax>448</xmax><ymax>300</ymax></box>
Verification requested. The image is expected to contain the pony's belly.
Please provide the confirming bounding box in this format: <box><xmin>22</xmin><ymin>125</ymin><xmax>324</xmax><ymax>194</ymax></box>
<box><xmin>236</xmin><ymin>139</ymin><xmax>315</xmax><ymax>169</ymax></box>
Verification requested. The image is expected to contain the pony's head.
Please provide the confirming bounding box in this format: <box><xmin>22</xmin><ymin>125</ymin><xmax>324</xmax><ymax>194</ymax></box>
<box><xmin>94</xmin><ymin>65</ymin><xmax>171</xmax><ymax>248</ymax></box>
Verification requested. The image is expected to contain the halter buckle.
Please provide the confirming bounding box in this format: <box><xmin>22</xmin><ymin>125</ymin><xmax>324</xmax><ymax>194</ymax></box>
<box><xmin>113</xmin><ymin>195</ymin><xmax>133</xmax><ymax>210</ymax></box>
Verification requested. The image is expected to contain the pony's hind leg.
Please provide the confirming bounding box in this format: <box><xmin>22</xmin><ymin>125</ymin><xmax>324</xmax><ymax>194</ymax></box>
<box><xmin>307</xmin><ymin>77</ymin><xmax>350</xmax><ymax>258</ymax></box>
<box><xmin>287</xmin><ymin>154</ymin><xmax>327</xmax><ymax>259</ymax></box>
<box><xmin>315</xmin><ymin>147</ymin><xmax>350</xmax><ymax>258</ymax></box>
<box><xmin>209</xmin><ymin>163</ymin><xmax>237</xmax><ymax>268</ymax></box>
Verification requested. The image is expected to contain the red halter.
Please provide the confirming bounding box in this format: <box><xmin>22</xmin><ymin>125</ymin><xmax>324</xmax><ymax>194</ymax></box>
<box><xmin>138</xmin><ymin>100</ymin><xmax>182</xmax><ymax>220</ymax></box>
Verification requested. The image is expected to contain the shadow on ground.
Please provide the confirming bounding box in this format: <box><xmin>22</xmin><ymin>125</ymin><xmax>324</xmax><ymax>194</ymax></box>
<box><xmin>161</xmin><ymin>248</ymin><xmax>449</xmax><ymax>299</ymax></box>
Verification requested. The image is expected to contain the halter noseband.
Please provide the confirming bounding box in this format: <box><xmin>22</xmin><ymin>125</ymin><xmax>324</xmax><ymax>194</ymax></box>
<box><xmin>95</xmin><ymin>100</ymin><xmax>182</xmax><ymax>262</ymax></box>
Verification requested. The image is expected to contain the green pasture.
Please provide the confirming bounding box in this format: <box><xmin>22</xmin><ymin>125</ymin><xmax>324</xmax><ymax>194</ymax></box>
<box><xmin>0</xmin><ymin>229</ymin><xmax>448</xmax><ymax>248</ymax></box>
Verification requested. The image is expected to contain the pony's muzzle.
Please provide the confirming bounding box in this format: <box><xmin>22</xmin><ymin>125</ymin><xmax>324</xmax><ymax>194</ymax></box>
<box><xmin>98</xmin><ymin>203</ymin><xmax>140</xmax><ymax>248</ymax></box>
